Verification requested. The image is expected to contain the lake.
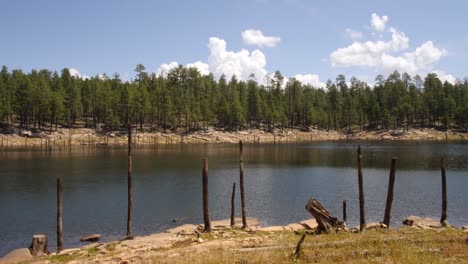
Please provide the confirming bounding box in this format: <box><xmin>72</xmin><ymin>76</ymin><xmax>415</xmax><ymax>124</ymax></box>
<box><xmin>0</xmin><ymin>142</ymin><xmax>467</xmax><ymax>255</ymax></box>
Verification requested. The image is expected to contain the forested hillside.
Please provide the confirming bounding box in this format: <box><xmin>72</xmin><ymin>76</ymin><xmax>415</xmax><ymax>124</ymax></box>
<box><xmin>0</xmin><ymin>64</ymin><xmax>467</xmax><ymax>133</ymax></box>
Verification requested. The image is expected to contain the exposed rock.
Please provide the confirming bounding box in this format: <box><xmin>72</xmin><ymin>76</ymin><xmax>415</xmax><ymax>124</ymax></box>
<box><xmin>285</xmin><ymin>223</ymin><xmax>306</xmax><ymax>231</ymax></box>
<box><xmin>462</xmin><ymin>226</ymin><xmax>468</xmax><ymax>230</ymax></box>
<box><xmin>365</xmin><ymin>222</ymin><xmax>387</xmax><ymax>230</ymax></box>
<box><xmin>299</xmin><ymin>219</ymin><xmax>318</xmax><ymax>230</ymax></box>
<box><xmin>0</xmin><ymin>248</ymin><xmax>32</xmax><ymax>264</ymax></box>
<box><xmin>82</xmin><ymin>243</ymin><xmax>101</xmax><ymax>250</ymax></box>
<box><xmin>258</xmin><ymin>226</ymin><xmax>285</xmax><ymax>232</ymax></box>
<box><xmin>403</xmin><ymin>216</ymin><xmax>441</xmax><ymax>229</ymax></box>
<box><xmin>80</xmin><ymin>234</ymin><xmax>101</xmax><ymax>243</ymax></box>
<box><xmin>165</xmin><ymin>224</ymin><xmax>198</xmax><ymax>235</ymax></box>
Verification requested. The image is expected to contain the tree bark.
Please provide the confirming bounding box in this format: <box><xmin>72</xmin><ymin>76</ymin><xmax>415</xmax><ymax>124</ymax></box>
<box><xmin>126</xmin><ymin>124</ymin><xmax>133</xmax><ymax>239</ymax></box>
<box><xmin>230</xmin><ymin>182</ymin><xmax>236</xmax><ymax>227</ymax></box>
<box><xmin>440</xmin><ymin>158</ymin><xmax>448</xmax><ymax>226</ymax></box>
<box><xmin>29</xmin><ymin>234</ymin><xmax>49</xmax><ymax>256</ymax></box>
<box><xmin>202</xmin><ymin>158</ymin><xmax>211</xmax><ymax>232</ymax></box>
<box><xmin>383</xmin><ymin>157</ymin><xmax>397</xmax><ymax>227</ymax></box>
<box><xmin>57</xmin><ymin>177</ymin><xmax>63</xmax><ymax>253</ymax></box>
<box><xmin>239</xmin><ymin>141</ymin><xmax>248</xmax><ymax>229</ymax></box>
<box><xmin>357</xmin><ymin>146</ymin><xmax>366</xmax><ymax>231</ymax></box>
<box><xmin>305</xmin><ymin>198</ymin><xmax>342</xmax><ymax>233</ymax></box>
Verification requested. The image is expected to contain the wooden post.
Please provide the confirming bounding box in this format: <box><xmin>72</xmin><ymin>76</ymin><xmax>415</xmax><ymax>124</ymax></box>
<box><xmin>383</xmin><ymin>157</ymin><xmax>397</xmax><ymax>227</ymax></box>
<box><xmin>342</xmin><ymin>200</ymin><xmax>347</xmax><ymax>223</ymax></box>
<box><xmin>126</xmin><ymin>124</ymin><xmax>133</xmax><ymax>239</ymax></box>
<box><xmin>357</xmin><ymin>146</ymin><xmax>366</xmax><ymax>231</ymax></box>
<box><xmin>239</xmin><ymin>141</ymin><xmax>247</xmax><ymax>229</ymax></box>
<box><xmin>440</xmin><ymin>158</ymin><xmax>448</xmax><ymax>226</ymax></box>
<box><xmin>30</xmin><ymin>234</ymin><xmax>49</xmax><ymax>256</ymax></box>
<box><xmin>230</xmin><ymin>182</ymin><xmax>236</xmax><ymax>227</ymax></box>
<box><xmin>293</xmin><ymin>233</ymin><xmax>307</xmax><ymax>258</ymax></box>
<box><xmin>57</xmin><ymin>177</ymin><xmax>63</xmax><ymax>252</ymax></box>
<box><xmin>202</xmin><ymin>158</ymin><xmax>211</xmax><ymax>232</ymax></box>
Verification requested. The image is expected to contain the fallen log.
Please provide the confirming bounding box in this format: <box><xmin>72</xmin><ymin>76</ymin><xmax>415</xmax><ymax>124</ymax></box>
<box><xmin>305</xmin><ymin>198</ymin><xmax>344</xmax><ymax>233</ymax></box>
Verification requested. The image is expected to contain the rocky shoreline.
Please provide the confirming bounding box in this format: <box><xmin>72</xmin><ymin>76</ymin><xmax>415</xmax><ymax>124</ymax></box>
<box><xmin>1</xmin><ymin>216</ymin><xmax>467</xmax><ymax>263</ymax></box>
<box><xmin>0</xmin><ymin>127</ymin><xmax>466</xmax><ymax>149</ymax></box>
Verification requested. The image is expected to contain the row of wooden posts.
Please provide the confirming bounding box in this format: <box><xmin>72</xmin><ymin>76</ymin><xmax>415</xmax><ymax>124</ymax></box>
<box><xmin>354</xmin><ymin>146</ymin><xmax>448</xmax><ymax>231</ymax></box>
<box><xmin>45</xmin><ymin>131</ymin><xmax>450</xmax><ymax>255</ymax></box>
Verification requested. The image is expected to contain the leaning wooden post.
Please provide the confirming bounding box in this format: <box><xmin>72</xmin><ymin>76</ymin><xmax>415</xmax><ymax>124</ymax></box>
<box><xmin>357</xmin><ymin>146</ymin><xmax>366</xmax><ymax>231</ymax></box>
<box><xmin>202</xmin><ymin>158</ymin><xmax>211</xmax><ymax>232</ymax></box>
<box><xmin>126</xmin><ymin>124</ymin><xmax>133</xmax><ymax>239</ymax></box>
<box><xmin>383</xmin><ymin>157</ymin><xmax>397</xmax><ymax>227</ymax></box>
<box><xmin>440</xmin><ymin>158</ymin><xmax>448</xmax><ymax>226</ymax></box>
<box><xmin>230</xmin><ymin>182</ymin><xmax>236</xmax><ymax>227</ymax></box>
<box><xmin>342</xmin><ymin>200</ymin><xmax>347</xmax><ymax>223</ymax></box>
<box><xmin>57</xmin><ymin>177</ymin><xmax>63</xmax><ymax>253</ymax></box>
<box><xmin>239</xmin><ymin>141</ymin><xmax>248</xmax><ymax>229</ymax></box>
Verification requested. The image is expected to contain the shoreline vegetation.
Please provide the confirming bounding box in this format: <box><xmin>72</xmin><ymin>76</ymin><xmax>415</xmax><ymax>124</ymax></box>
<box><xmin>2</xmin><ymin>217</ymin><xmax>467</xmax><ymax>263</ymax></box>
<box><xmin>0</xmin><ymin>126</ymin><xmax>466</xmax><ymax>149</ymax></box>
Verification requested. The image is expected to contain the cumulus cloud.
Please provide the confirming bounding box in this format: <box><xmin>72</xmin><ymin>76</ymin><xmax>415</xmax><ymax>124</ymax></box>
<box><xmin>330</xmin><ymin>13</ymin><xmax>450</xmax><ymax>77</ymax></box>
<box><xmin>294</xmin><ymin>74</ymin><xmax>326</xmax><ymax>88</ymax></box>
<box><xmin>345</xmin><ymin>28</ymin><xmax>363</xmax><ymax>40</ymax></box>
<box><xmin>371</xmin><ymin>13</ymin><xmax>388</xmax><ymax>32</ymax></box>
<box><xmin>156</xmin><ymin>62</ymin><xmax>179</xmax><ymax>76</ymax></box>
<box><xmin>241</xmin><ymin>29</ymin><xmax>281</xmax><ymax>48</ymax></box>
<box><xmin>187</xmin><ymin>61</ymin><xmax>210</xmax><ymax>75</ymax></box>
<box><xmin>69</xmin><ymin>68</ymin><xmax>89</xmax><ymax>79</ymax></box>
<box><xmin>432</xmin><ymin>70</ymin><xmax>457</xmax><ymax>84</ymax></box>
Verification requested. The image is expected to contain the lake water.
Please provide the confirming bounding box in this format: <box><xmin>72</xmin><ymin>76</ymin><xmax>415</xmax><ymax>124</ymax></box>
<box><xmin>1</xmin><ymin>142</ymin><xmax>467</xmax><ymax>255</ymax></box>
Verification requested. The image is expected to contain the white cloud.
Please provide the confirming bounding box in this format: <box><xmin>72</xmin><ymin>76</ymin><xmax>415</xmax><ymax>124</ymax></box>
<box><xmin>208</xmin><ymin>37</ymin><xmax>268</xmax><ymax>83</ymax></box>
<box><xmin>330</xmin><ymin>13</ymin><xmax>450</xmax><ymax>77</ymax></box>
<box><xmin>371</xmin><ymin>13</ymin><xmax>388</xmax><ymax>32</ymax></box>
<box><xmin>330</xmin><ymin>27</ymin><xmax>409</xmax><ymax>68</ymax></box>
<box><xmin>345</xmin><ymin>28</ymin><xmax>363</xmax><ymax>40</ymax></box>
<box><xmin>69</xmin><ymin>68</ymin><xmax>89</xmax><ymax>79</ymax></box>
<box><xmin>156</xmin><ymin>62</ymin><xmax>179</xmax><ymax>76</ymax></box>
<box><xmin>187</xmin><ymin>61</ymin><xmax>210</xmax><ymax>75</ymax></box>
<box><xmin>241</xmin><ymin>29</ymin><xmax>281</xmax><ymax>48</ymax></box>
<box><xmin>294</xmin><ymin>74</ymin><xmax>326</xmax><ymax>88</ymax></box>
<box><xmin>432</xmin><ymin>70</ymin><xmax>457</xmax><ymax>84</ymax></box>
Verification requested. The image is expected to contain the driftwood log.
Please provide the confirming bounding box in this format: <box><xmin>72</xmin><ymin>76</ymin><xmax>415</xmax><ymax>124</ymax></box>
<box><xmin>305</xmin><ymin>198</ymin><xmax>344</xmax><ymax>233</ymax></box>
<box><xmin>29</xmin><ymin>234</ymin><xmax>49</xmax><ymax>256</ymax></box>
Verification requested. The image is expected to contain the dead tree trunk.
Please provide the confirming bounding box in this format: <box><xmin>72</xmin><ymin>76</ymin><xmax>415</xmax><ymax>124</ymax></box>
<box><xmin>230</xmin><ymin>182</ymin><xmax>236</xmax><ymax>227</ymax></box>
<box><xmin>202</xmin><ymin>158</ymin><xmax>211</xmax><ymax>232</ymax></box>
<box><xmin>239</xmin><ymin>141</ymin><xmax>247</xmax><ymax>229</ymax></box>
<box><xmin>305</xmin><ymin>198</ymin><xmax>342</xmax><ymax>233</ymax></box>
<box><xmin>440</xmin><ymin>158</ymin><xmax>448</xmax><ymax>226</ymax></box>
<box><xmin>383</xmin><ymin>157</ymin><xmax>397</xmax><ymax>227</ymax></box>
<box><xmin>126</xmin><ymin>124</ymin><xmax>133</xmax><ymax>239</ymax></box>
<box><xmin>29</xmin><ymin>234</ymin><xmax>49</xmax><ymax>256</ymax></box>
<box><xmin>57</xmin><ymin>177</ymin><xmax>63</xmax><ymax>253</ymax></box>
<box><xmin>357</xmin><ymin>146</ymin><xmax>366</xmax><ymax>231</ymax></box>
<box><xmin>342</xmin><ymin>200</ymin><xmax>347</xmax><ymax>224</ymax></box>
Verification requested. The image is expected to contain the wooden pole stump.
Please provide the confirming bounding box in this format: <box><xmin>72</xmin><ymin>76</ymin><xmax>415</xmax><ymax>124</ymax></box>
<box><xmin>126</xmin><ymin>124</ymin><xmax>133</xmax><ymax>239</ymax></box>
<box><xmin>239</xmin><ymin>141</ymin><xmax>248</xmax><ymax>229</ymax></box>
<box><xmin>29</xmin><ymin>234</ymin><xmax>49</xmax><ymax>256</ymax></box>
<box><xmin>357</xmin><ymin>146</ymin><xmax>366</xmax><ymax>231</ymax></box>
<box><xmin>305</xmin><ymin>198</ymin><xmax>343</xmax><ymax>233</ymax></box>
<box><xmin>57</xmin><ymin>177</ymin><xmax>63</xmax><ymax>252</ymax></box>
<box><xmin>230</xmin><ymin>182</ymin><xmax>236</xmax><ymax>227</ymax></box>
<box><xmin>342</xmin><ymin>200</ymin><xmax>347</xmax><ymax>224</ymax></box>
<box><xmin>440</xmin><ymin>158</ymin><xmax>448</xmax><ymax>226</ymax></box>
<box><xmin>383</xmin><ymin>157</ymin><xmax>397</xmax><ymax>227</ymax></box>
<box><xmin>202</xmin><ymin>158</ymin><xmax>211</xmax><ymax>232</ymax></box>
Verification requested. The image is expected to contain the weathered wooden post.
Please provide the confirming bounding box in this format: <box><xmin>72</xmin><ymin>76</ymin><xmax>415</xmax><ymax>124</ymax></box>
<box><xmin>57</xmin><ymin>177</ymin><xmax>63</xmax><ymax>252</ymax></box>
<box><xmin>342</xmin><ymin>200</ymin><xmax>347</xmax><ymax>223</ymax></box>
<box><xmin>357</xmin><ymin>146</ymin><xmax>366</xmax><ymax>231</ymax></box>
<box><xmin>30</xmin><ymin>234</ymin><xmax>49</xmax><ymax>256</ymax></box>
<box><xmin>239</xmin><ymin>141</ymin><xmax>248</xmax><ymax>229</ymax></box>
<box><xmin>383</xmin><ymin>157</ymin><xmax>397</xmax><ymax>227</ymax></box>
<box><xmin>202</xmin><ymin>158</ymin><xmax>211</xmax><ymax>232</ymax></box>
<box><xmin>440</xmin><ymin>158</ymin><xmax>448</xmax><ymax>226</ymax></box>
<box><xmin>126</xmin><ymin>124</ymin><xmax>133</xmax><ymax>239</ymax></box>
<box><xmin>230</xmin><ymin>182</ymin><xmax>236</xmax><ymax>227</ymax></box>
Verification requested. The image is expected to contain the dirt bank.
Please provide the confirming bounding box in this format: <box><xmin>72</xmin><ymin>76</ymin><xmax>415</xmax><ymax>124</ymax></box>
<box><xmin>0</xmin><ymin>127</ymin><xmax>466</xmax><ymax>149</ymax></box>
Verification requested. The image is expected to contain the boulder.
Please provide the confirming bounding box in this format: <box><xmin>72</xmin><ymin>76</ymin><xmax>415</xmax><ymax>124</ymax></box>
<box><xmin>299</xmin><ymin>219</ymin><xmax>318</xmax><ymax>230</ymax></box>
<box><xmin>80</xmin><ymin>234</ymin><xmax>101</xmax><ymax>243</ymax></box>
<box><xmin>285</xmin><ymin>223</ymin><xmax>306</xmax><ymax>231</ymax></box>
<box><xmin>258</xmin><ymin>226</ymin><xmax>285</xmax><ymax>232</ymax></box>
<box><xmin>402</xmin><ymin>216</ymin><xmax>441</xmax><ymax>229</ymax></box>
<box><xmin>0</xmin><ymin>248</ymin><xmax>32</xmax><ymax>264</ymax></box>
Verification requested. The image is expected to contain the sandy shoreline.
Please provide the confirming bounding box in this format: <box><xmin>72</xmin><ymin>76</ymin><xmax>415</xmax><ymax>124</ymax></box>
<box><xmin>0</xmin><ymin>127</ymin><xmax>466</xmax><ymax>149</ymax></box>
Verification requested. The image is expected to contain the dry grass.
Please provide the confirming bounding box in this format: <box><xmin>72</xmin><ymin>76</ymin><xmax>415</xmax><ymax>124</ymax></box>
<box><xmin>150</xmin><ymin>228</ymin><xmax>468</xmax><ymax>264</ymax></box>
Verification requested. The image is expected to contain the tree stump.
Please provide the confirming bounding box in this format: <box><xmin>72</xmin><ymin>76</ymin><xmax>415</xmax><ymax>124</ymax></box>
<box><xmin>29</xmin><ymin>234</ymin><xmax>49</xmax><ymax>256</ymax></box>
<box><xmin>305</xmin><ymin>198</ymin><xmax>343</xmax><ymax>233</ymax></box>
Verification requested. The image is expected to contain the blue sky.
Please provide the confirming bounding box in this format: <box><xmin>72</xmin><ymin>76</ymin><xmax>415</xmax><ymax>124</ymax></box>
<box><xmin>1</xmin><ymin>0</ymin><xmax>467</xmax><ymax>85</ymax></box>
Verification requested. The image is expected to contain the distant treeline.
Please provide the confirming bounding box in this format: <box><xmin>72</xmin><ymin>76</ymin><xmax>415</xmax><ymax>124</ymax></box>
<box><xmin>0</xmin><ymin>64</ymin><xmax>467</xmax><ymax>132</ymax></box>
